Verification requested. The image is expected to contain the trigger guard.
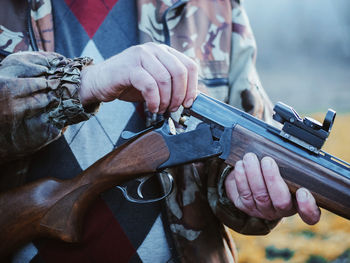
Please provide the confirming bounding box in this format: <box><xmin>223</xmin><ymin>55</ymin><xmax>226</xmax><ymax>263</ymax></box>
<box><xmin>116</xmin><ymin>171</ymin><xmax>174</xmax><ymax>204</ymax></box>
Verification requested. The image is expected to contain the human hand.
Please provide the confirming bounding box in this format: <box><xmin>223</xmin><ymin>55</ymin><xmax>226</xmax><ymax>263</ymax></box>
<box><xmin>224</xmin><ymin>153</ymin><xmax>321</xmax><ymax>225</ymax></box>
<box><xmin>79</xmin><ymin>42</ymin><xmax>198</xmax><ymax>113</ymax></box>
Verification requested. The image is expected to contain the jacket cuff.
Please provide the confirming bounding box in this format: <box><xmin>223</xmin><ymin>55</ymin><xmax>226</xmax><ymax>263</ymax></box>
<box><xmin>46</xmin><ymin>56</ymin><xmax>97</xmax><ymax>129</ymax></box>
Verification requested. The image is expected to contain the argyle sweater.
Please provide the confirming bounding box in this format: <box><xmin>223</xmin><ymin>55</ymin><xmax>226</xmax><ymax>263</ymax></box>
<box><xmin>16</xmin><ymin>0</ymin><xmax>173</xmax><ymax>262</ymax></box>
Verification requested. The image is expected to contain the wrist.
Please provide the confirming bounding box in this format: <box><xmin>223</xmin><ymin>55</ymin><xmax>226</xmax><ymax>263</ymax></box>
<box><xmin>79</xmin><ymin>65</ymin><xmax>99</xmax><ymax>106</ymax></box>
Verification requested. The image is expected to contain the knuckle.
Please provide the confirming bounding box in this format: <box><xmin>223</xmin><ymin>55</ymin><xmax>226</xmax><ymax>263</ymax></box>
<box><xmin>173</xmin><ymin>66</ymin><xmax>187</xmax><ymax>80</ymax></box>
<box><xmin>186</xmin><ymin>61</ymin><xmax>198</xmax><ymax>74</ymax></box>
<box><xmin>157</xmin><ymin>72</ymin><xmax>171</xmax><ymax>86</ymax></box>
<box><xmin>133</xmin><ymin>65</ymin><xmax>144</xmax><ymax>74</ymax></box>
<box><xmin>137</xmin><ymin>78</ymin><xmax>156</xmax><ymax>94</ymax></box>
<box><xmin>254</xmin><ymin>192</ymin><xmax>271</xmax><ymax>204</ymax></box>
<box><xmin>144</xmin><ymin>83</ymin><xmax>157</xmax><ymax>93</ymax></box>
<box><xmin>240</xmin><ymin>191</ymin><xmax>253</xmax><ymax>202</ymax></box>
<box><xmin>132</xmin><ymin>45</ymin><xmax>146</xmax><ymax>54</ymax></box>
<box><xmin>134</xmin><ymin>45</ymin><xmax>153</xmax><ymax>59</ymax></box>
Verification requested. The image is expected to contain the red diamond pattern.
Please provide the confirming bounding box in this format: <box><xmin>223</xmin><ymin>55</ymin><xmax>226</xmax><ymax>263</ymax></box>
<box><xmin>35</xmin><ymin>198</ymin><xmax>135</xmax><ymax>262</ymax></box>
<box><xmin>65</xmin><ymin>0</ymin><xmax>119</xmax><ymax>38</ymax></box>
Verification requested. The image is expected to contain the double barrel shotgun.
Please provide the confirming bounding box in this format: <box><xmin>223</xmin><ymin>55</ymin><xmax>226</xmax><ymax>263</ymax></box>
<box><xmin>0</xmin><ymin>93</ymin><xmax>349</xmax><ymax>257</ymax></box>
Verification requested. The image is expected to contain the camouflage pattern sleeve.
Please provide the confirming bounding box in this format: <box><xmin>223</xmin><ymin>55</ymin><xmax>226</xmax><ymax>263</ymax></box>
<box><xmin>30</xmin><ymin>0</ymin><xmax>55</xmax><ymax>52</ymax></box>
<box><xmin>0</xmin><ymin>0</ymin><xmax>54</xmax><ymax>54</ymax></box>
<box><xmin>0</xmin><ymin>51</ymin><xmax>95</xmax><ymax>163</ymax></box>
<box><xmin>227</xmin><ymin>1</ymin><xmax>274</xmax><ymax>123</ymax></box>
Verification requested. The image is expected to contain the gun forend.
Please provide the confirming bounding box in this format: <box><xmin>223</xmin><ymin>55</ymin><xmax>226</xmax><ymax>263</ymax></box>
<box><xmin>225</xmin><ymin>124</ymin><xmax>350</xmax><ymax>219</ymax></box>
<box><xmin>185</xmin><ymin>93</ymin><xmax>350</xmax><ymax>219</ymax></box>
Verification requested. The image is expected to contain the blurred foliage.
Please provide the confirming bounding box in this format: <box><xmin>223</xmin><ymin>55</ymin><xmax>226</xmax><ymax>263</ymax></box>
<box><xmin>230</xmin><ymin>114</ymin><xmax>350</xmax><ymax>263</ymax></box>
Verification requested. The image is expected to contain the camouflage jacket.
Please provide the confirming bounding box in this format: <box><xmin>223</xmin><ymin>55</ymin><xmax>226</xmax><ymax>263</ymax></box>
<box><xmin>0</xmin><ymin>0</ymin><xmax>279</xmax><ymax>262</ymax></box>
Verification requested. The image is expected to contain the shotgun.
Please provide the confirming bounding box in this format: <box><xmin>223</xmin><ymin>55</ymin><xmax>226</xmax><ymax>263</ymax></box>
<box><xmin>0</xmin><ymin>93</ymin><xmax>349</xmax><ymax>257</ymax></box>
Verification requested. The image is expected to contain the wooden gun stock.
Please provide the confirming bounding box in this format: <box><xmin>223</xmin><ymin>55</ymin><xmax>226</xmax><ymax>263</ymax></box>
<box><xmin>0</xmin><ymin>131</ymin><xmax>169</xmax><ymax>258</ymax></box>
<box><xmin>1</xmin><ymin>94</ymin><xmax>350</xmax><ymax>258</ymax></box>
<box><xmin>225</xmin><ymin>125</ymin><xmax>350</xmax><ymax>220</ymax></box>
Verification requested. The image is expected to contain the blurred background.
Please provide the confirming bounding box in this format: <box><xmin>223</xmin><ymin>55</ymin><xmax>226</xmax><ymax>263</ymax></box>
<box><xmin>244</xmin><ymin>0</ymin><xmax>350</xmax><ymax>113</ymax></box>
<box><xmin>229</xmin><ymin>1</ymin><xmax>350</xmax><ymax>262</ymax></box>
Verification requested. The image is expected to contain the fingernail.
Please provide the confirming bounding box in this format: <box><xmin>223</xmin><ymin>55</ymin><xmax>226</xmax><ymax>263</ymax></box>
<box><xmin>297</xmin><ymin>189</ymin><xmax>308</xmax><ymax>202</ymax></box>
<box><xmin>261</xmin><ymin>157</ymin><xmax>273</xmax><ymax>170</ymax></box>
<box><xmin>184</xmin><ymin>99</ymin><xmax>193</xmax><ymax>108</ymax></box>
<box><xmin>243</xmin><ymin>153</ymin><xmax>255</xmax><ymax>162</ymax></box>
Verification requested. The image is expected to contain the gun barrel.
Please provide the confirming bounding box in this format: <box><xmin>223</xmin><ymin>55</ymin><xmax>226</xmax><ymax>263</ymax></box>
<box><xmin>189</xmin><ymin>93</ymin><xmax>350</xmax><ymax>180</ymax></box>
